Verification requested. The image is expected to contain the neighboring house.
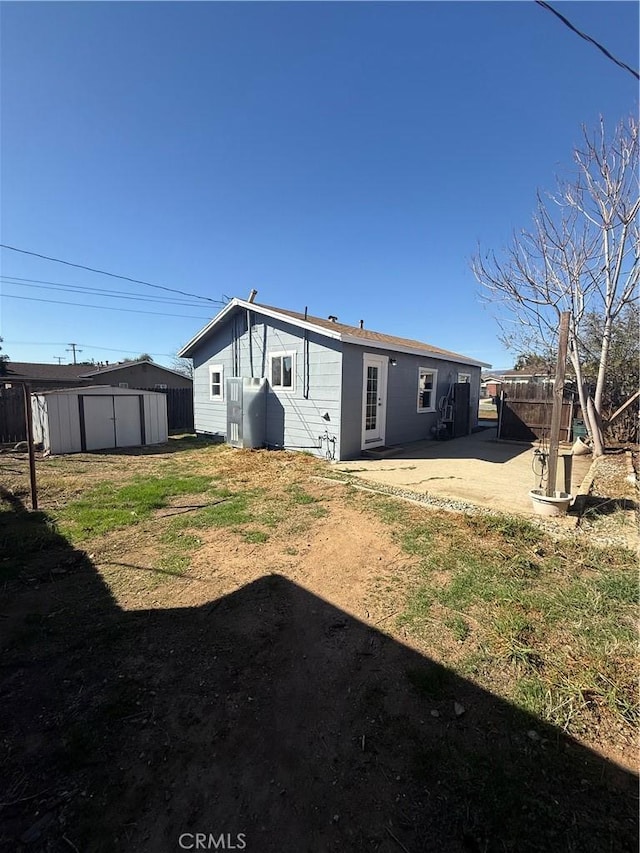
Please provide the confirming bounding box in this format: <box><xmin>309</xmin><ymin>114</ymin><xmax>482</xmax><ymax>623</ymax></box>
<box><xmin>178</xmin><ymin>298</ymin><xmax>490</xmax><ymax>461</ymax></box>
<box><xmin>82</xmin><ymin>360</ymin><xmax>192</xmax><ymax>391</ymax></box>
<box><xmin>1</xmin><ymin>360</ymin><xmax>193</xmax><ymax>443</ymax></box>
<box><xmin>481</xmin><ymin>369</ymin><xmax>553</xmax><ymax>398</ymax></box>
<box><xmin>3</xmin><ymin>362</ymin><xmax>92</xmax><ymax>392</ymax></box>
<box><xmin>4</xmin><ymin>360</ymin><xmax>192</xmax><ymax>391</ymax></box>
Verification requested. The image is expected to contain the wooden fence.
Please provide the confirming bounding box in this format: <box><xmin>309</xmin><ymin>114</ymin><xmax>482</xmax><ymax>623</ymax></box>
<box><xmin>0</xmin><ymin>386</ymin><xmax>26</xmax><ymax>444</ymax></box>
<box><xmin>151</xmin><ymin>387</ymin><xmax>194</xmax><ymax>434</ymax></box>
<box><xmin>497</xmin><ymin>382</ymin><xmax>574</xmax><ymax>442</ymax></box>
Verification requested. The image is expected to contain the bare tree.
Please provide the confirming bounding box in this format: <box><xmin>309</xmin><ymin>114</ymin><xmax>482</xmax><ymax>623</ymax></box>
<box><xmin>473</xmin><ymin>115</ymin><xmax>639</xmax><ymax>453</ymax></box>
<box><xmin>171</xmin><ymin>356</ymin><xmax>194</xmax><ymax>380</ymax></box>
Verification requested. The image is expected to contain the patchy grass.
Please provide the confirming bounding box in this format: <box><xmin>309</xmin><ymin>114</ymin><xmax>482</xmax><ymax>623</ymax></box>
<box><xmin>0</xmin><ymin>508</ymin><xmax>66</xmax><ymax>578</ymax></box>
<box><xmin>369</xmin><ymin>496</ymin><xmax>638</xmax><ymax>740</ymax></box>
<box><xmin>60</xmin><ymin>475</ymin><xmax>214</xmax><ymax>540</ymax></box>
<box><xmin>241</xmin><ymin>530</ymin><xmax>269</xmax><ymax>544</ymax></box>
<box><xmin>286</xmin><ymin>483</ymin><xmax>319</xmax><ymax>505</ymax></box>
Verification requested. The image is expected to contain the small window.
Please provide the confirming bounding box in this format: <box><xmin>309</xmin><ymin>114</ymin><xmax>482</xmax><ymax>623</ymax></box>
<box><xmin>154</xmin><ymin>383</ymin><xmax>168</xmax><ymax>391</ymax></box>
<box><xmin>417</xmin><ymin>368</ymin><xmax>437</xmax><ymax>413</ymax></box>
<box><xmin>209</xmin><ymin>364</ymin><xmax>224</xmax><ymax>401</ymax></box>
<box><xmin>458</xmin><ymin>372</ymin><xmax>471</xmax><ymax>384</ymax></box>
<box><xmin>118</xmin><ymin>382</ymin><xmax>129</xmax><ymax>389</ymax></box>
<box><xmin>269</xmin><ymin>352</ymin><xmax>295</xmax><ymax>391</ymax></box>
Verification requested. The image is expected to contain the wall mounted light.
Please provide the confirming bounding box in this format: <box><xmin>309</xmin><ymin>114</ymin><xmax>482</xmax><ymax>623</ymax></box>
<box><xmin>390</xmin><ymin>358</ymin><xmax>398</xmax><ymax>367</ymax></box>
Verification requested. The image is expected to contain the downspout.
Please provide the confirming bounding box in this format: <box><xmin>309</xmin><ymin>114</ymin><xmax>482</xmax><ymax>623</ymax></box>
<box><xmin>247</xmin><ymin>309</ymin><xmax>254</xmax><ymax>378</ymax></box>
<box><xmin>303</xmin><ymin>306</ymin><xmax>309</xmax><ymax>399</ymax></box>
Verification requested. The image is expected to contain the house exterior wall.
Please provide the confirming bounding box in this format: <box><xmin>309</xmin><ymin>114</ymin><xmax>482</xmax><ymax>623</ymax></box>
<box><xmin>340</xmin><ymin>344</ymin><xmax>481</xmax><ymax>460</ymax></box>
<box><xmin>89</xmin><ymin>363</ymin><xmax>192</xmax><ymax>389</ymax></box>
<box><xmin>192</xmin><ymin>311</ymin><xmax>342</xmax><ymax>456</ymax></box>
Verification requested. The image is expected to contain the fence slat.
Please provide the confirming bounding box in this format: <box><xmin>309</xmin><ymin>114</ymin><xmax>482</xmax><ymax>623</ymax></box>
<box><xmin>0</xmin><ymin>387</ymin><xmax>26</xmax><ymax>443</ymax></box>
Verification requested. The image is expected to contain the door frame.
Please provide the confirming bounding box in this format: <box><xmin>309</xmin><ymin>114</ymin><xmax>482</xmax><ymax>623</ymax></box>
<box><xmin>361</xmin><ymin>353</ymin><xmax>388</xmax><ymax>450</ymax></box>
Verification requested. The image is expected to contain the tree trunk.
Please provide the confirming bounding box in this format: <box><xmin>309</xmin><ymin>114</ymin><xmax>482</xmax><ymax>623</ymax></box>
<box><xmin>569</xmin><ymin>348</ymin><xmax>593</xmax><ymax>441</ymax></box>
<box><xmin>587</xmin><ymin>397</ymin><xmax>605</xmax><ymax>457</ymax></box>
<box><xmin>594</xmin><ymin>312</ymin><xmax>613</xmax><ymax>414</ymax></box>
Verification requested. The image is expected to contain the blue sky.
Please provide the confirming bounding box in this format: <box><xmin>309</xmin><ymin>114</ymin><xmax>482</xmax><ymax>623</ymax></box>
<box><xmin>1</xmin><ymin>1</ymin><xmax>637</xmax><ymax>369</ymax></box>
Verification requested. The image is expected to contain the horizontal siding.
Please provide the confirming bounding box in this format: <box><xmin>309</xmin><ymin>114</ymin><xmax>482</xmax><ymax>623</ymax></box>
<box><xmin>191</xmin><ymin>310</ymin><xmax>343</xmax><ymax>457</ymax></box>
<box><xmin>341</xmin><ymin>344</ymin><xmax>482</xmax><ymax>459</ymax></box>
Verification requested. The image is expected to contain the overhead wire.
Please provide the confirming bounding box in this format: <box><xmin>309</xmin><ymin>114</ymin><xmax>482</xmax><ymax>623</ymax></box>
<box><xmin>535</xmin><ymin>1</ymin><xmax>640</xmax><ymax>81</ymax></box>
<box><xmin>0</xmin><ymin>243</ymin><xmax>224</xmax><ymax>304</ymax></box>
<box><xmin>3</xmin><ymin>340</ymin><xmax>180</xmax><ymax>358</ymax></box>
<box><xmin>0</xmin><ymin>276</ymin><xmax>217</xmax><ymax>308</ymax></box>
<box><xmin>1</xmin><ymin>293</ymin><xmax>212</xmax><ymax>320</ymax></box>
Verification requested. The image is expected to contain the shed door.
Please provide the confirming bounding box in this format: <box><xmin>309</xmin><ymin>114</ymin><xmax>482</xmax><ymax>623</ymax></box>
<box><xmin>83</xmin><ymin>396</ymin><xmax>117</xmax><ymax>450</ymax></box>
<box><xmin>114</xmin><ymin>396</ymin><xmax>142</xmax><ymax>447</ymax></box>
<box><xmin>361</xmin><ymin>354</ymin><xmax>388</xmax><ymax>449</ymax></box>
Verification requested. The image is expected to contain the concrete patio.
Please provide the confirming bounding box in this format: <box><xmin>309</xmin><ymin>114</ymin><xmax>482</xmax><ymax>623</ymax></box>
<box><xmin>337</xmin><ymin>427</ymin><xmax>593</xmax><ymax>517</ymax></box>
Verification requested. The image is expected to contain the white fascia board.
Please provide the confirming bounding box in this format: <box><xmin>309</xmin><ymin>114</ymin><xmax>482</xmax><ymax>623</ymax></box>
<box><xmin>177</xmin><ymin>300</ymin><xmax>239</xmax><ymax>357</ymax></box>
<box><xmin>177</xmin><ymin>298</ymin><xmax>342</xmax><ymax>357</ymax></box>
<box><xmin>341</xmin><ymin>334</ymin><xmax>491</xmax><ymax>368</ymax></box>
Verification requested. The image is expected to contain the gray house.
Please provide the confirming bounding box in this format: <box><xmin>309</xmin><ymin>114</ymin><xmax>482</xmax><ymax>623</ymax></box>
<box><xmin>178</xmin><ymin>298</ymin><xmax>490</xmax><ymax>461</ymax></box>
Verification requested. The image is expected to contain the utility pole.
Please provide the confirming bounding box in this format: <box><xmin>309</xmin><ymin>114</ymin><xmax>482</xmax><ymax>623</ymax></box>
<box><xmin>53</xmin><ymin>356</ymin><xmax>64</xmax><ymax>365</ymax></box>
<box><xmin>66</xmin><ymin>343</ymin><xmax>82</xmax><ymax>365</ymax></box>
<box><xmin>546</xmin><ymin>311</ymin><xmax>570</xmax><ymax>498</ymax></box>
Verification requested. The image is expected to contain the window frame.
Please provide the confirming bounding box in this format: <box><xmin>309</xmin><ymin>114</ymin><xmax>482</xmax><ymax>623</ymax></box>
<box><xmin>268</xmin><ymin>351</ymin><xmax>296</xmax><ymax>392</ymax></box>
<box><xmin>118</xmin><ymin>382</ymin><xmax>129</xmax><ymax>389</ymax></box>
<box><xmin>209</xmin><ymin>364</ymin><xmax>224</xmax><ymax>402</ymax></box>
<box><xmin>416</xmin><ymin>367</ymin><xmax>438</xmax><ymax>414</ymax></box>
<box><xmin>457</xmin><ymin>372</ymin><xmax>471</xmax><ymax>384</ymax></box>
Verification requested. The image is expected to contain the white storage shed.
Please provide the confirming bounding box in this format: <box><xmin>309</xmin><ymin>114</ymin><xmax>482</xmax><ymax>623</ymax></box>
<box><xmin>32</xmin><ymin>386</ymin><xmax>168</xmax><ymax>455</ymax></box>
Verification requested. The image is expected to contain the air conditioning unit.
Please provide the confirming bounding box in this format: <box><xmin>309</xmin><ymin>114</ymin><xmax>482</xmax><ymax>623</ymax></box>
<box><xmin>226</xmin><ymin>377</ymin><xmax>267</xmax><ymax>449</ymax></box>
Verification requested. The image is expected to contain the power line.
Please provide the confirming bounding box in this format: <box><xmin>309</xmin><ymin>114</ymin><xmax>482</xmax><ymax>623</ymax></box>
<box><xmin>1</xmin><ymin>293</ymin><xmax>212</xmax><ymax>320</ymax></box>
<box><xmin>0</xmin><ymin>276</ymin><xmax>216</xmax><ymax>308</ymax></box>
<box><xmin>4</xmin><ymin>340</ymin><xmax>180</xmax><ymax>358</ymax></box>
<box><xmin>0</xmin><ymin>243</ymin><xmax>223</xmax><ymax>304</ymax></box>
<box><xmin>535</xmin><ymin>1</ymin><xmax>640</xmax><ymax>81</ymax></box>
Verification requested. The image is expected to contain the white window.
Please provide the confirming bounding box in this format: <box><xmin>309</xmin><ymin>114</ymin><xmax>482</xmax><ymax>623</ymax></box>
<box><xmin>209</xmin><ymin>364</ymin><xmax>224</xmax><ymax>401</ymax></box>
<box><xmin>154</xmin><ymin>383</ymin><xmax>168</xmax><ymax>391</ymax></box>
<box><xmin>269</xmin><ymin>352</ymin><xmax>295</xmax><ymax>391</ymax></box>
<box><xmin>417</xmin><ymin>367</ymin><xmax>437</xmax><ymax>413</ymax></box>
<box><xmin>118</xmin><ymin>382</ymin><xmax>129</xmax><ymax>389</ymax></box>
<box><xmin>458</xmin><ymin>372</ymin><xmax>471</xmax><ymax>384</ymax></box>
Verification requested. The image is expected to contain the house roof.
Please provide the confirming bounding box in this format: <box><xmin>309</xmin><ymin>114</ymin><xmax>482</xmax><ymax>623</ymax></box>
<box><xmin>178</xmin><ymin>298</ymin><xmax>491</xmax><ymax>368</ymax></box>
<box><xmin>81</xmin><ymin>359</ymin><xmax>189</xmax><ymax>380</ymax></box>
<box><xmin>1</xmin><ymin>362</ymin><xmax>89</xmax><ymax>383</ymax></box>
<box><xmin>481</xmin><ymin>369</ymin><xmax>552</xmax><ymax>380</ymax></box>
<box><xmin>1</xmin><ymin>359</ymin><xmax>190</xmax><ymax>385</ymax></box>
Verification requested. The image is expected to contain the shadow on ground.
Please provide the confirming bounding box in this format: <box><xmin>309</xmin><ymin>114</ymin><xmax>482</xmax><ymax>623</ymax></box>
<box><xmin>0</xmin><ymin>495</ymin><xmax>637</xmax><ymax>853</ymax></box>
<box><xmin>358</xmin><ymin>429</ymin><xmax>530</xmax><ymax>465</ymax></box>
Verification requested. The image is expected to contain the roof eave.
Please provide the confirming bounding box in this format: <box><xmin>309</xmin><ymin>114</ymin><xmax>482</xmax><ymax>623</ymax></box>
<box><xmin>177</xmin><ymin>298</ymin><xmax>491</xmax><ymax>368</ymax></box>
<box><xmin>177</xmin><ymin>298</ymin><xmax>342</xmax><ymax>357</ymax></box>
<box><xmin>340</xmin><ymin>334</ymin><xmax>490</xmax><ymax>367</ymax></box>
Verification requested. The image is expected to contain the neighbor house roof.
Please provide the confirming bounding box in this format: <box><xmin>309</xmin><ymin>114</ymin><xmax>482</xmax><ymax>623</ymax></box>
<box><xmin>178</xmin><ymin>298</ymin><xmax>491</xmax><ymax>368</ymax></box>
<box><xmin>80</xmin><ymin>359</ymin><xmax>189</xmax><ymax>380</ymax></box>
<box><xmin>2</xmin><ymin>362</ymin><xmax>89</xmax><ymax>383</ymax></box>
<box><xmin>481</xmin><ymin>369</ymin><xmax>552</xmax><ymax>380</ymax></box>
<box><xmin>2</xmin><ymin>359</ymin><xmax>191</xmax><ymax>385</ymax></box>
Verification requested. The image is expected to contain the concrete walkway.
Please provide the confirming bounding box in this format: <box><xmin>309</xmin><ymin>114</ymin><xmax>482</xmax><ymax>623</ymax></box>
<box><xmin>337</xmin><ymin>428</ymin><xmax>593</xmax><ymax>517</ymax></box>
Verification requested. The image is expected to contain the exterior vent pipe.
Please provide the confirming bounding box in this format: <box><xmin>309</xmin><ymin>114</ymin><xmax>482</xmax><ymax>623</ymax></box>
<box><xmin>359</xmin><ymin>319</ymin><xmax>364</xmax><ymax>329</ymax></box>
<box><xmin>248</xmin><ymin>289</ymin><xmax>258</xmax><ymax>303</ymax></box>
<box><xmin>328</xmin><ymin>315</ymin><xmax>338</xmax><ymax>323</ymax></box>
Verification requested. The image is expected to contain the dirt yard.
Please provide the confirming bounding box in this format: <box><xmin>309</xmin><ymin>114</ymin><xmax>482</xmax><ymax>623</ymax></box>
<box><xmin>0</xmin><ymin>439</ymin><xmax>637</xmax><ymax>852</ymax></box>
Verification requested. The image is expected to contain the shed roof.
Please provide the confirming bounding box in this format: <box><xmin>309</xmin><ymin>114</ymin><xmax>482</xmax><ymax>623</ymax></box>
<box><xmin>178</xmin><ymin>298</ymin><xmax>491</xmax><ymax>368</ymax></box>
